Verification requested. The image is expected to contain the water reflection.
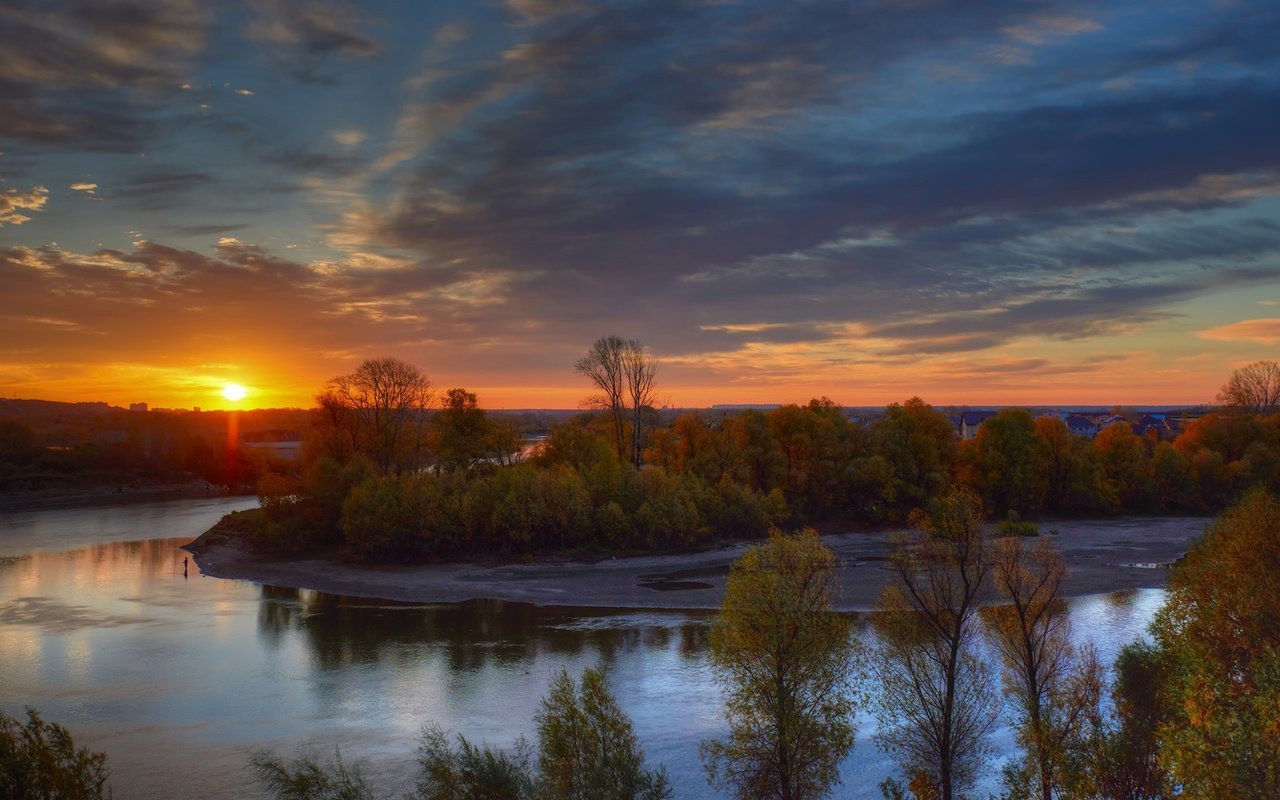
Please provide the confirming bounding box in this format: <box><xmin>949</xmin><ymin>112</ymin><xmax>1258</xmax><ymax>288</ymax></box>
<box><xmin>0</xmin><ymin>503</ymin><xmax>1169</xmax><ymax>800</ymax></box>
<box><xmin>256</xmin><ymin>586</ymin><xmax>712</xmax><ymax>673</ymax></box>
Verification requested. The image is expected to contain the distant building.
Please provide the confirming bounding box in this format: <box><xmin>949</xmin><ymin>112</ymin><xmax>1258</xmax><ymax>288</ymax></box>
<box><xmin>129</xmin><ymin>402</ymin><xmax>148</xmax><ymax>412</ymax></box>
<box><xmin>1063</xmin><ymin>414</ymin><xmax>1099</xmax><ymax>438</ymax></box>
<box><xmin>1134</xmin><ymin>414</ymin><xmax>1174</xmax><ymax>440</ymax></box>
<box><xmin>960</xmin><ymin>410</ymin><xmax>999</xmax><ymax>440</ymax></box>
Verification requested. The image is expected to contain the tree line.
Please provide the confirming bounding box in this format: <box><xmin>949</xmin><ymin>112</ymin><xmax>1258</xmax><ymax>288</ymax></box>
<box><xmin>17</xmin><ymin>489</ymin><xmax>1279</xmax><ymax>799</ymax></box>
<box><xmin>243</xmin><ymin>349</ymin><xmax>1280</xmax><ymax>562</ymax></box>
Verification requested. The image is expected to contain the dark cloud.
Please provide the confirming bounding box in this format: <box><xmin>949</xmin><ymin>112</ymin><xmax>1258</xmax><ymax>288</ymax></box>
<box><xmin>164</xmin><ymin>222</ymin><xmax>249</xmax><ymax>237</ymax></box>
<box><xmin>116</xmin><ymin>170</ymin><xmax>213</xmax><ymax>209</ymax></box>
<box><xmin>3</xmin><ymin>0</ymin><xmax>1280</xmax><ymax>397</ymax></box>
<box><xmin>246</xmin><ymin>0</ymin><xmax>381</xmax><ymax>84</ymax></box>
<box><xmin>0</xmin><ymin>0</ymin><xmax>207</xmax><ymax>150</ymax></box>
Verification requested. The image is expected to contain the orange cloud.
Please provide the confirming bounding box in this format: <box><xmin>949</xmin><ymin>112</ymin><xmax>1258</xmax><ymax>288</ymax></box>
<box><xmin>1199</xmin><ymin>318</ymin><xmax>1280</xmax><ymax>344</ymax></box>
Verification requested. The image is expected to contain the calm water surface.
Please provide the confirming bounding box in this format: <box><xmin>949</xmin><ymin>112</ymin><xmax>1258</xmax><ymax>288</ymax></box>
<box><xmin>0</xmin><ymin>498</ymin><xmax>1164</xmax><ymax>799</ymax></box>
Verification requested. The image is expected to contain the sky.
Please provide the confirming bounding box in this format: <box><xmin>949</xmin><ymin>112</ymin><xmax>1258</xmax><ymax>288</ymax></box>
<box><xmin>1</xmin><ymin>0</ymin><xmax>1278</xmax><ymax>410</ymax></box>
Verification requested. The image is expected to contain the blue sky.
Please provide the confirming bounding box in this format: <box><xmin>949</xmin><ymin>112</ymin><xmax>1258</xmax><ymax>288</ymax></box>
<box><xmin>2</xmin><ymin>0</ymin><xmax>1278</xmax><ymax>408</ymax></box>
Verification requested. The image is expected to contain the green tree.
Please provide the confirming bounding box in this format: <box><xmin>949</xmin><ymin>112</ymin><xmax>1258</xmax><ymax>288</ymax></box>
<box><xmin>873</xmin><ymin>397</ymin><xmax>958</xmax><ymax>516</ymax></box>
<box><xmin>1060</xmin><ymin>642</ymin><xmax>1173</xmax><ymax>800</ymax></box>
<box><xmin>416</xmin><ymin>725</ymin><xmax>533</xmax><ymax>800</ymax></box>
<box><xmin>1150</xmin><ymin>489</ymin><xmax>1280</xmax><ymax>797</ymax></box>
<box><xmin>872</xmin><ymin>488</ymin><xmax>999</xmax><ymax>800</ymax></box>
<box><xmin>700</xmin><ymin>529</ymin><xmax>858</xmax><ymax>800</ymax></box>
<box><xmin>0</xmin><ymin>708</ymin><xmax>111</xmax><ymax>800</ymax></box>
<box><xmin>252</xmin><ymin>748</ymin><xmax>380</xmax><ymax>800</ymax></box>
<box><xmin>967</xmin><ymin>409</ymin><xmax>1049</xmax><ymax>515</ymax></box>
<box><xmin>536</xmin><ymin>666</ymin><xmax>671</xmax><ymax>800</ymax></box>
<box><xmin>432</xmin><ymin>388</ymin><xmax>495</xmax><ymax>472</ymax></box>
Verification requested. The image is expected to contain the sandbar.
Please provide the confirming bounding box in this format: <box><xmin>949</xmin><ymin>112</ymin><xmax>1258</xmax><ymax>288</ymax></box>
<box><xmin>185</xmin><ymin>516</ymin><xmax>1209</xmax><ymax>611</ymax></box>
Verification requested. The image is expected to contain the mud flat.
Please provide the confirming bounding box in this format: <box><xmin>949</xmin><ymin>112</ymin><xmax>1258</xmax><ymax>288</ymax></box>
<box><xmin>186</xmin><ymin>516</ymin><xmax>1209</xmax><ymax>611</ymax></box>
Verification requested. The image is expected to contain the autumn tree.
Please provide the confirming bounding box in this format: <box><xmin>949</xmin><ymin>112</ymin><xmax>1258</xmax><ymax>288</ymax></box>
<box><xmin>1217</xmin><ymin>359</ymin><xmax>1280</xmax><ymax>415</ymax></box>
<box><xmin>1149</xmin><ymin>489</ymin><xmax>1280</xmax><ymax>797</ymax></box>
<box><xmin>984</xmin><ymin>536</ymin><xmax>1097</xmax><ymax>800</ymax></box>
<box><xmin>872</xmin><ymin>488</ymin><xmax>999</xmax><ymax>800</ymax></box>
<box><xmin>701</xmin><ymin>529</ymin><xmax>858</xmax><ymax>800</ymax></box>
<box><xmin>316</xmin><ymin>357</ymin><xmax>433</xmax><ymax>474</ymax></box>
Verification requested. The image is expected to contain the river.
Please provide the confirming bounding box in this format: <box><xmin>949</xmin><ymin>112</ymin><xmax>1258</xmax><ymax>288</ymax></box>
<box><xmin>0</xmin><ymin>497</ymin><xmax>1165</xmax><ymax>799</ymax></box>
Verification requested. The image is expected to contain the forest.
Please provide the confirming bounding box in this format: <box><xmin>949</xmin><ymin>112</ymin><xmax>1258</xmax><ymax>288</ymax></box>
<box><xmin>227</xmin><ymin>352</ymin><xmax>1280</xmax><ymax>562</ymax></box>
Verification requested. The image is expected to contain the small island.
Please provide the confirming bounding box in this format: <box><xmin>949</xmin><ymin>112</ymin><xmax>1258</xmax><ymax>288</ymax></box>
<box><xmin>185</xmin><ymin>350</ymin><xmax>1274</xmax><ymax>609</ymax></box>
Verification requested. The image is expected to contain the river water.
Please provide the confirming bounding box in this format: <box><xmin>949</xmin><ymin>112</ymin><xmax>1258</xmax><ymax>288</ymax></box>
<box><xmin>0</xmin><ymin>497</ymin><xmax>1164</xmax><ymax>799</ymax></box>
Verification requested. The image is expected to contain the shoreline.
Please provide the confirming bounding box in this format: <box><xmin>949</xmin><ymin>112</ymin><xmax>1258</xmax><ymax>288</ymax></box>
<box><xmin>186</xmin><ymin>516</ymin><xmax>1210</xmax><ymax>612</ymax></box>
<box><xmin>0</xmin><ymin>480</ymin><xmax>240</xmax><ymax>512</ymax></box>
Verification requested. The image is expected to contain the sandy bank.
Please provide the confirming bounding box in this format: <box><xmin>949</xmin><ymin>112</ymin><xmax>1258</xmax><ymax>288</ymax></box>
<box><xmin>185</xmin><ymin>516</ymin><xmax>1210</xmax><ymax>611</ymax></box>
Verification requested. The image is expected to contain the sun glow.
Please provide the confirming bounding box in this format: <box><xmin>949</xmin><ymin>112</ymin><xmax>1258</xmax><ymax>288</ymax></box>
<box><xmin>221</xmin><ymin>383</ymin><xmax>247</xmax><ymax>402</ymax></box>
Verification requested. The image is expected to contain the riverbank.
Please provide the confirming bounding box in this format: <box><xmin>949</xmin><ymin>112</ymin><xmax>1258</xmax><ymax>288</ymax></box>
<box><xmin>185</xmin><ymin>516</ymin><xmax>1209</xmax><ymax>611</ymax></box>
<box><xmin>0</xmin><ymin>478</ymin><xmax>233</xmax><ymax>512</ymax></box>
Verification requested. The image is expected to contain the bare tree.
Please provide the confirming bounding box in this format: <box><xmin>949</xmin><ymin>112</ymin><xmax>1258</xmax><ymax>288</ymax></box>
<box><xmin>575</xmin><ymin>336</ymin><xmax>658</xmax><ymax>466</ymax></box>
<box><xmin>575</xmin><ymin>336</ymin><xmax>628</xmax><ymax>463</ymax></box>
<box><xmin>984</xmin><ymin>536</ymin><xmax>1097</xmax><ymax>800</ymax></box>
<box><xmin>872</xmin><ymin>488</ymin><xmax>1000</xmax><ymax>800</ymax></box>
<box><xmin>1217</xmin><ymin>360</ymin><xmax>1280</xmax><ymax>415</ymax></box>
<box><xmin>317</xmin><ymin>357</ymin><xmax>433</xmax><ymax>474</ymax></box>
<box><xmin>622</xmin><ymin>342</ymin><xmax>659</xmax><ymax>468</ymax></box>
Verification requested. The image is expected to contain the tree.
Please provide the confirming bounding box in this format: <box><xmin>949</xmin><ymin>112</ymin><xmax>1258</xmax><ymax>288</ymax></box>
<box><xmin>317</xmin><ymin>357</ymin><xmax>433</xmax><ymax>474</ymax></box>
<box><xmin>0</xmin><ymin>708</ymin><xmax>111</xmax><ymax>800</ymax></box>
<box><xmin>701</xmin><ymin>529</ymin><xmax>858</xmax><ymax>800</ymax></box>
<box><xmin>967</xmin><ymin>409</ymin><xmax>1049</xmax><ymax>515</ymax></box>
<box><xmin>1149</xmin><ymin>489</ymin><xmax>1280</xmax><ymax>797</ymax></box>
<box><xmin>1217</xmin><ymin>359</ymin><xmax>1280</xmax><ymax>415</ymax></box>
<box><xmin>432</xmin><ymin>388</ymin><xmax>495</xmax><ymax>472</ymax></box>
<box><xmin>622</xmin><ymin>340</ymin><xmax>659</xmax><ymax>469</ymax></box>
<box><xmin>984</xmin><ymin>536</ymin><xmax>1096</xmax><ymax>800</ymax></box>
<box><xmin>872</xmin><ymin>488</ymin><xmax>999</xmax><ymax>800</ymax></box>
<box><xmin>575</xmin><ymin>336</ymin><xmax>629</xmax><ymax>464</ymax></box>
<box><xmin>873</xmin><ymin>397</ymin><xmax>958</xmax><ymax>516</ymax></box>
<box><xmin>1060</xmin><ymin>642</ymin><xmax>1173</xmax><ymax>800</ymax></box>
<box><xmin>536</xmin><ymin>666</ymin><xmax>671</xmax><ymax>800</ymax></box>
<box><xmin>256</xmin><ymin>666</ymin><xmax>665</xmax><ymax>800</ymax></box>
<box><xmin>252</xmin><ymin>748</ymin><xmax>381</xmax><ymax>800</ymax></box>
<box><xmin>416</xmin><ymin>725</ymin><xmax>533</xmax><ymax>800</ymax></box>
<box><xmin>575</xmin><ymin>336</ymin><xmax>658</xmax><ymax>468</ymax></box>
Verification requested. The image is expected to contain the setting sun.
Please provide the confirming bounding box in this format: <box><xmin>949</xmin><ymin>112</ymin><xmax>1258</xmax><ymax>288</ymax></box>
<box><xmin>222</xmin><ymin>383</ymin><xmax>247</xmax><ymax>402</ymax></box>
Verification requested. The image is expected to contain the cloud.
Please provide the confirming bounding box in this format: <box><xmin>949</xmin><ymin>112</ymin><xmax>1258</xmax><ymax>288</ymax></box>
<box><xmin>1003</xmin><ymin>14</ymin><xmax>1102</xmax><ymax>45</ymax></box>
<box><xmin>0</xmin><ymin>186</ymin><xmax>48</xmax><ymax>225</ymax></box>
<box><xmin>116</xmin><ymin>169</ymin><xmax>212</xmax><ymax>209</ymax></box>
<box><xmin>1200</xmin><ymin>318</ymin><xmax>1280</xmax><ymax>344</ymax></box>
<box><xmin>69</xmin><ymin>181</ymin><xmax>96</xmax><ymax>192</ymax></box>
<box><xmin>330</xmin><ymin>129</ymin><xmax>366</xmax><ymax>147</ymax></box>
<box><xmin>246</xmin><ymin>0</ymin><xmax>380</xmax><ymax>83</ymax></box>
<box><xmin>0</xmin><ymin>0</ymin><xmax>210</xmax><ymax>150</ymax></box>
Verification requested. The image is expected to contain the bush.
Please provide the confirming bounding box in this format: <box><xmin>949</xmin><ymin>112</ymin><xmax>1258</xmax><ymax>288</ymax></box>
<box><xmin>0</xmin><ymin>707</ymin><xmax>111</xmax><ymax>800</ymax></box>
<box><xmin>998</xmin><ymin>511</ymin><xmax>1040</xmax><ymax>537</ymax></box>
